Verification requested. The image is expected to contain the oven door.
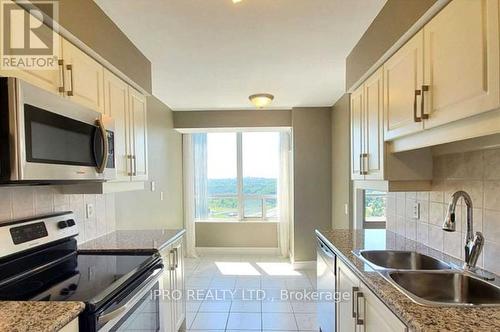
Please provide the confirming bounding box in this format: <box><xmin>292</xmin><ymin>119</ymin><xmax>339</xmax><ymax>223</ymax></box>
<box><xmin>97</xmin><ymin>265</ymin><xmax>164</xmax><ymax>332</ymax></box>
<box><xmin>3</xmin><ymin>77</ymin><xmax>116</xmax><ymax>182</ymax></box>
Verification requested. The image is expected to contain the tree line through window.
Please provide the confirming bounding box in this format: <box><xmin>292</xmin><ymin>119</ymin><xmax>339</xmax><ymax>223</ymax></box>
<box><xmin>193</xmin><ymin>132</ymin><xmax>281</xmax><ymax>221</ymax></box>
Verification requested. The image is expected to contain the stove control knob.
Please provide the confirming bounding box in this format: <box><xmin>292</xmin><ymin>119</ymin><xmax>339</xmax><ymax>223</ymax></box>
<box><xmin>57</xmin><ymin>220</ymin><xmax>68</xmax><ymax>229</ymax></box>
<box><xmin>68</xmin><ymin>283</ymin><xmax>78</xmax><ymax>291</ymax></box>
<box><xmin>60</xmin><ymin>288</ymin><xmax>70</xmax><ymax>296</ymax></box>
<box><xmin>66</xmin><ymin>219</ymin><xmax>76</xmax><ymax>227</ymax></box>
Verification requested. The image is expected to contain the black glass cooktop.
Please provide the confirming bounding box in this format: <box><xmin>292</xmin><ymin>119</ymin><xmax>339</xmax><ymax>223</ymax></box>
<box><xmin>0</xmin><ymin>239</ymin><xmax>156</xmax><ymax>305</ymax></box>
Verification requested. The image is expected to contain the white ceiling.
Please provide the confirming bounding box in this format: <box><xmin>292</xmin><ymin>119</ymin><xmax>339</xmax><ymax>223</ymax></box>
<box><xmin>95</xmin><ymin>0</ymin><xmax>386</xmax><ymax>111</ymax></box>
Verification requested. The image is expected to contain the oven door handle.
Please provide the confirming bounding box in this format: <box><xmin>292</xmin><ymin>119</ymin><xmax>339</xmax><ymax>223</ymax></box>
<box><xmin>98</xmin><ymin>265</ymin><xmax>164</xmax><ymax>327</ymax></box>
<box><xmin>94</xmin><ymin>119</ymin><xmax>109</xmax><ymax>174</ymax></box>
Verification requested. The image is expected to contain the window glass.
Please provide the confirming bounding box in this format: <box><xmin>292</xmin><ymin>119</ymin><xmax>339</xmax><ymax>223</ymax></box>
<box><xmin>242</xmin><ymin>132</ymin><xmax>279</xmax><ymax>220</ymax></box>
<box><xmin>194</xmin><ymin>131</ymin><xmax>281</xmax><ymax>221</ymax></box>
<box><xmin>365</xmin><ymin>190</ymin><xmax>386</xmax><ymax>222</ymax></box>
<box><xmin>206</xmin><ymin>133</ymin><xmax>238</xmax><ymax>219</ymax></box>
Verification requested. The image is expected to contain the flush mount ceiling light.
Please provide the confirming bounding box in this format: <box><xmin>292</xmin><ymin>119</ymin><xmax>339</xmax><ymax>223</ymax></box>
<box><xmin>232</xmin><ymin>0</ymin><xmax>243</xmax><ymax>3</ymax></box>
<box><xmin>249</xmin><ymin>93</ymin><xmax>274</xmax><ymax>108</ymax></box>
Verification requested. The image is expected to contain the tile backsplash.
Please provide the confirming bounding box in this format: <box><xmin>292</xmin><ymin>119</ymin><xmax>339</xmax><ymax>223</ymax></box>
<box><xmin>0</xmin><ymin>186</ymin><xmax>115</xmax><ymax>244</ymax></box>
<box><xmin>386</xmin><ymin>148</ymin><xmax>500</xmax><ymax>274</ymax></box>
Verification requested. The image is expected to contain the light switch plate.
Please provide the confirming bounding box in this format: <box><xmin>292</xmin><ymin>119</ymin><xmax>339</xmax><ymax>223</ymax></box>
<box><xmin>86</xmin><ymin>203</ymin><xmax>95</xmax><ymax>219</ymax></box>
<box><xmin>160</xmin><ymin>192</ymin><xmax>164</xmax><ymax>201</ymax></box>
<box><xmin>151</xmin><ymin>181</ymin><xmax>156</xmax><ymax>192</ymax></box>
<box><xmin>413</xmin><ymin>202</ymin><xmax>420</xmax><ymax>220</ymax></box>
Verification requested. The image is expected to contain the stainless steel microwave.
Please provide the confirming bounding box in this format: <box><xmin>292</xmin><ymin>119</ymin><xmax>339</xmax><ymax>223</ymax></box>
<box><xmin>0</xmin><ymin>77</ymin><xmax>116</xmax><ymax>183</ymax></box>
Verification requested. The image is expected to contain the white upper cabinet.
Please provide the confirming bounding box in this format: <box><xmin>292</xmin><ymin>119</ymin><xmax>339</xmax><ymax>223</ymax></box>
<box><xmin>383</xmin><ymin>31</ymin><xmax>424</xmax><ymax>141</ymax></box>
<box><xmin>423</xmin><ymin>0</ymin><xmax>500</xmax><ymax>129</ymax></box>
<box><xmin>62</xmin><ymin>39</ymin><xmax>105</xmax><ymax>113</ymax></box>
<box><xmin>351</xmin><ymin>68</ymin><xmax>433</xmax><ymax>186</ymax></box>
<box><xmin>364</xmin><ymin>68</ymin><xmax>384</xmax><ymax>180</ymax></box>
<box><xmin>0</xmin><ymin>1</ymin><xmax>63</xmax><ymax>94</ymax></box>
<box><xmin>351</xmin><ymin>68</ymin><xmax>384</xmax><ymax>181</ymax></box>
<box><xmin>351</xmin><ymin>85</ymin><xmax>364</xmax><ymax>180</ymax></box>
<box><xmin>104</xmin><ymin>70</ymin><xmax>130</xmax><ymax>181</ymax></box>
<box><xmin>382</xmin><ymin>0</ymin><xmax>500</xmax><ymax>148</ymax></box>
<box><xmin>129</xmin><ymin>87</ymin><xmax>148</xmax><ymax>181</ymax></box>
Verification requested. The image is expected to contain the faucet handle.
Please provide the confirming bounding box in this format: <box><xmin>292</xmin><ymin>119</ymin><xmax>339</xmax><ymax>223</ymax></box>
<box><xmin>465</xmin><ymin>231</ymin><xmax>484</xmax><ymax>270</ymax></box>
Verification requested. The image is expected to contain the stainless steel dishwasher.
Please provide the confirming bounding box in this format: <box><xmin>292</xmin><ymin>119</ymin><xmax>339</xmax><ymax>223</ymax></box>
<box><xmin>317</xmin><ymin>236</ymin><xmax>336</xmax><ymax>332</ymax></box>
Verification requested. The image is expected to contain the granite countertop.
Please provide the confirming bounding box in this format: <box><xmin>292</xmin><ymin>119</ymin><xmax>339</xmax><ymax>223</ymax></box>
<box><xmin>79</xmin><ymin>229</ymin><xmax>186</xmax><ymax>253</ymax></box>
<box><xmin>316</xmin><ymin>229</ymin><xmax>500</xmax><ymax>332</ymax></box>
<box><xmin>0</xmin><ymin>301</ymin><xmax>84</xmax><ymax>332</ymax></box>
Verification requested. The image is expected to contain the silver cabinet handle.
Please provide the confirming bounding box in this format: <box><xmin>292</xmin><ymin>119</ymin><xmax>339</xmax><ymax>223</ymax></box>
<box><xmin>359</xmin><ymin>154</ymin><xmax>363</xmax><ymax>175</ymax></box>
<box><xmin>356</xmin><ymin>291</ymin><xmax>364</xmax><ymax>325</ymax></box>
<box><xmin>133</xmin><ymin>155</ymin><xmax>137</xmax><ymax>176</ymax></box>
<box><xmin>169</xmin><ymin>249</ymin><xmax>176</xmax><ymax>271</ymax></box>
<box><xmin>362</xmin><ymin>153</ymin><xmax>369</xmax><ymax>175</ymax></box>
<box><xmin>66</xmin><ymin>64</ymin><xmax>74</xmax><ymax>96</ymax></box>
<box><xmin>174</xmin><ymin>247</ymin><xmax>178</xmax><ymax>268</ymax></box>
<box><xmin>58</xmin><ymin>59</ymin><xmax>65</xmax><ymax>93</ymax></box>
<box><xmin>351</xmin><ymin>286</ymin><xmax>359</xmax><ymax>318</ymax></box>
<box><xmin>413</xmin><ymin>89</ymin><xmax>422</xmax><ymax>122</ymax></box>
<box><xmin>127</xmin><ymin>155</ymin><xmax>133</xmax><ymax>176</ymax></box>
<box><xmin>421</xmin><ymin>85</ymin><xmax>430</xmax><ymax>120</ymax></box>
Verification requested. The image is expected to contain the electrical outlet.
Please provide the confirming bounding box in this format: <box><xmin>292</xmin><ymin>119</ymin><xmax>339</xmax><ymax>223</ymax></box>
<box><xmin>344</xmin><ymin>203</ymin><xmax>349</xmax><ymax>216</ymax></box>
<box><xmin>413</xmin><ymin>202</ymin><xmax>420</xmax><ymax>220</ymax></box>
<box><xmin>160</xmin><ymin>192</ymin><xmax>164</xmax><ymax>201</ymax></box>
<box><xmin>86</xmin><ymin>203</ymin><xmax>95</xmax><ymax>219</ymax></box>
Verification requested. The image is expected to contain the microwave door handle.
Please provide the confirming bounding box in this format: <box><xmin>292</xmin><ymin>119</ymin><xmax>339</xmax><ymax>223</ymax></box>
<box><xmin>94</xmin><ymin>119</ymin><xmax>109</xmax><ymax>174</ymax></box>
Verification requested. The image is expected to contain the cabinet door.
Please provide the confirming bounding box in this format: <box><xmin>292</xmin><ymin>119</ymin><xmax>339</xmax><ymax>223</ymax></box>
<box><xmin>384</xmin><ymin>31</ymin><xmax>424</xmax><ymax>140</ymax></box>
<box><xmin>103</xmin><ymin>70</ymin><xmax>131</xmax><ymax>181</ymax></box>
<box><xmin>0</xmin><ymin>1</ymin><xmax>62</xmax><ymax>94</ymax></box>
<box><xmin>351</xmin><ymin>85</ymin><xmax>364</xmax><ymax>180</ymax></box>
<box><xmin>172</xmin><ymin>238</ymin><xmax>186</xmax><ymax>331</ymax></box>
<box><xmin>423</xmin><ymin>0</ymin><xmax>500</xmax><ymax>129</ymax></box>
<box><xmin>128</xmin><ymin>87</ymin><xmax>148</xmax><ymax>181</ymax></box>
<box><xmin>359</xmin><ymin>284</ymin><xmax>406</xmax><ymax>332</ymax></box>
<box><xmin>337</xmin><ymin>260</ymin><xmax>359</xmax><ymax>332</ymax></box>
<box><xmin>364</xmin><ymin>68</ymin><xmax>384</xmax><ymax>180</ymax></box>
<box><xmin>62</xmin><ymin>39</ymin><xmax>105</xmax><ymax>113</ymax></box>
<box><xmin>160</xmin><ymin>246</ymin><xmax>175</xmax><ymax>332</ymax></box>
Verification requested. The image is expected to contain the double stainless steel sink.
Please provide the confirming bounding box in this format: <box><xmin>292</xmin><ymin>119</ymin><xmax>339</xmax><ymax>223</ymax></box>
<box><xmin>354</xmin><ymin>250</ymin><xmax>500</xmax><ymax>307</ymax></box>
<box><xmin>358</xmin><ymin>250</ymin><xmax>451</xmax><ymax>271</ymax></box>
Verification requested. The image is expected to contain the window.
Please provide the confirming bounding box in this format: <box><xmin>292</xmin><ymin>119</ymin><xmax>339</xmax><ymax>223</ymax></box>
<box><xmin>364</xmin><ymin>190</ymin><xmax>386</xmax><ymax>229</ymax></box>
<box><xmin>194</xmin><ymin>131</ymin><xmax>281</xmax><ymax>221</ymax></box>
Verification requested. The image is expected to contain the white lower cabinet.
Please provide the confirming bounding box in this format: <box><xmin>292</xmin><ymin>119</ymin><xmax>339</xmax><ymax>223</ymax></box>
<box><xmin>337</xmin><ymin>259</ymin><xmax>406</xmax><ymax>332</ymax></box>
<box><xmin>160</xmin><ymin>236</ymin><xmax>186</xmax><ymax>332</ymax></box>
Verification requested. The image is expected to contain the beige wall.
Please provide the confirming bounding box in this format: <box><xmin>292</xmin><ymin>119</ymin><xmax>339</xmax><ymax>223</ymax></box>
<box><xmin>331</xmin><ymin>95</ymin><xmax>351</xmax><ymax>229</ymax></box>
<box><xmin>196</xmin><ymin>222</ymin><xmax>279</xmax><ymax>248</ymax></box>
<box><xmin>346</xmin><ymin>0</ymin><xmax>437</xmax><ymax>90</ymax></box>
<box><xmin>292</xmin><ymin>107</ymin><xmax>332</xmax><ymax>261</ymax></box>
<box><xmin>387</xmin><ymin>149</ymin><xmax>500</xmax><ymax>275</ymax></box>
<box><xmin>115</xmin><ymin>96</ymin><xmax>183</xmax><ymax>230</ymax></box>
<box><xmin>174</xmin><ymin>110</ymin><xmax>291</xmax><ymax>129</ymax></box>
<box><xmin>31</xmin><ymin>0</ymin><xmax>152</xmax><ymax>93</ymax></box>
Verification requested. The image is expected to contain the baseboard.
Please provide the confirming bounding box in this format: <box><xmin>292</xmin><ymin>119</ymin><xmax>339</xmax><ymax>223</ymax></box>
<box><xmin>292</xmin><ymin>260</ymin><xmax>315</xmax><ymax>270</ymax></box>
<box><xmin>196</xmin><ymin>247</ymin><xmax>281</xmax><ymax>256</ymax></box>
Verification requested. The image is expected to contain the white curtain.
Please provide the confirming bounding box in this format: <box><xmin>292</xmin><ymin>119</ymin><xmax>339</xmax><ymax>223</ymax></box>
<box><xmin>182</xmin><ymin>134</ymin><xmax>198</xmax><ymax>258</ymax></box>
<box><xmin>278</xmin><ymin>131</ymin><xmax>292</xmax><ymax>257</ymax></box>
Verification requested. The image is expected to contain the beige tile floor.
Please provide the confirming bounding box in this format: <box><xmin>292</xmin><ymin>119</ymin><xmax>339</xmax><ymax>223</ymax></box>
<box><xmin>183</xmin><ymin>254</ymin><xmax>317</xmax><ymax>332</ymax></box>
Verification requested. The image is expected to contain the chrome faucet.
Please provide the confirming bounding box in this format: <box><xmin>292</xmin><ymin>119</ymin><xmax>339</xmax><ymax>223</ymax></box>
<box><xmin>442</xmin><ymin>190</ymin><xmax>484</xmax><ymax>270</ymax></box>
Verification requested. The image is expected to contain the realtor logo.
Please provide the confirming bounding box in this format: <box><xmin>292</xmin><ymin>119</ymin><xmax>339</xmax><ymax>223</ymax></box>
<box><xmin>1</xmin><ymin>0</ymin><xmax>59</xmax><ymax>70</ymax></box>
